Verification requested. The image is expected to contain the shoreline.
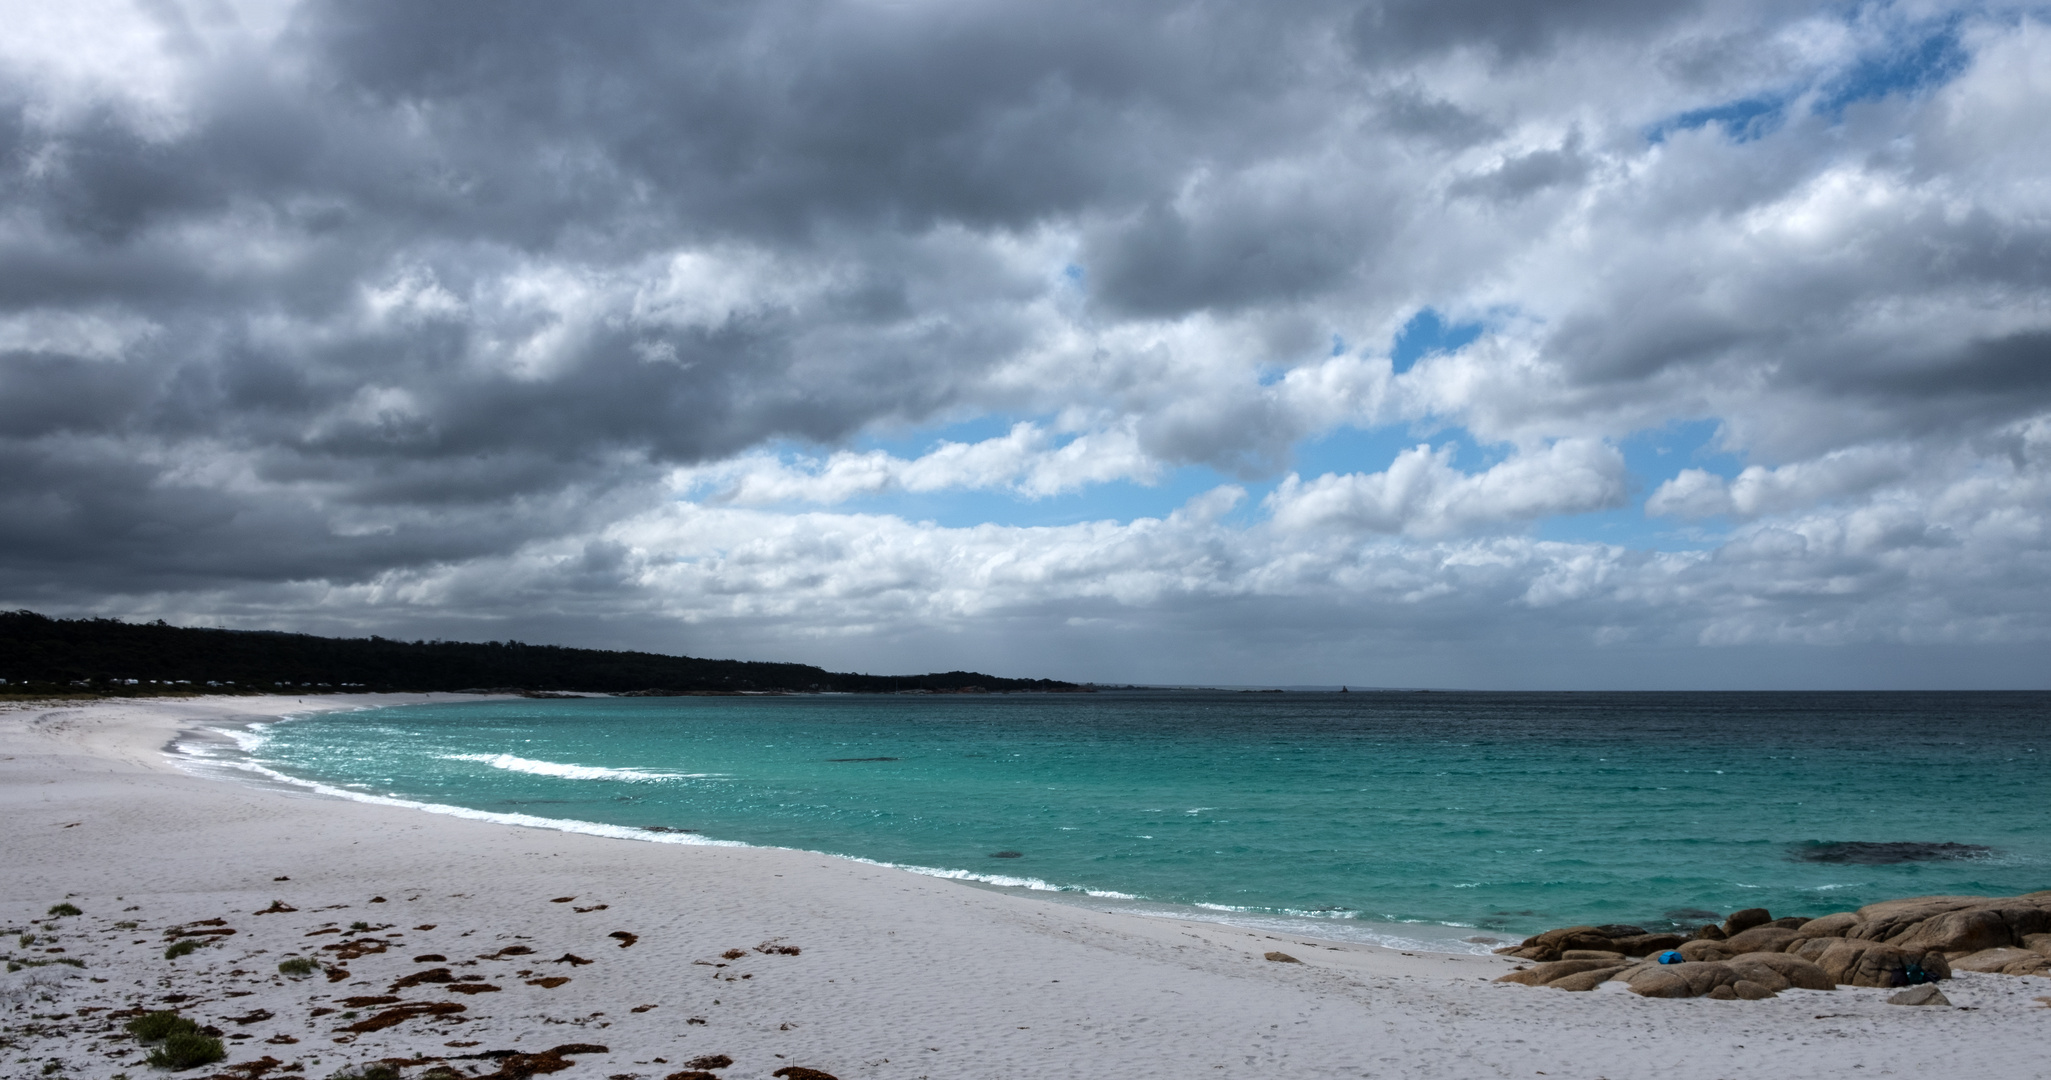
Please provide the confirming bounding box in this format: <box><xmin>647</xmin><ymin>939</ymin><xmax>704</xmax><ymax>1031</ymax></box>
<box><xmin>1</xmin><ymin>696</ymin><xmax>2046</xmax><ymax>1079</ymax></box>
<box><xmin>169</xmin><ymin>700</ymin><xmax>1500</xmax><ymax>957</ymax></box>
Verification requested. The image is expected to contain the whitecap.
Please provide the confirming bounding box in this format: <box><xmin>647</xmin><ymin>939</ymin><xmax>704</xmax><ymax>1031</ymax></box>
<box><xmin>442</xmin><ymin>752</ymin><xmax>708</xmax><ymax>782</ymax></box>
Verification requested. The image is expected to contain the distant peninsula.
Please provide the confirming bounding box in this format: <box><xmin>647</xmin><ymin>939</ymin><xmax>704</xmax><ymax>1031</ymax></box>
<box><xmin>0</xmin><ymin>610</ymin><xmax>1086</xmax><ymax>697</ymax></box>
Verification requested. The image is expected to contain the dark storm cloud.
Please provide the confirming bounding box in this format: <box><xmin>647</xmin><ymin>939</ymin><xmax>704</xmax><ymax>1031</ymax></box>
<box><xmin>294</xmin><ymin>0</ymin><xmax>1330</xmax><ymax>238</ymax></box>
<box><xmin>2</xmin><ymin>0</ymin><xmax>1380</xmax><ymax>554</ymax></box>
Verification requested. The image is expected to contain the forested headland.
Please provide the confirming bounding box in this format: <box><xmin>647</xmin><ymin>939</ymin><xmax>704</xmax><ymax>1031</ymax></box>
<box><xmin>0</xmin><ymin>610</ymin><xmax>1084</xmax><ymax>697</ymax></box>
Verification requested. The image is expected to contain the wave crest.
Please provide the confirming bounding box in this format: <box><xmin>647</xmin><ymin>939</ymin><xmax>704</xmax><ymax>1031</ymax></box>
<box><xmin>444</xmin><ymin>753</ymin><xmax>699</xmax><ymax>782</ymax></box>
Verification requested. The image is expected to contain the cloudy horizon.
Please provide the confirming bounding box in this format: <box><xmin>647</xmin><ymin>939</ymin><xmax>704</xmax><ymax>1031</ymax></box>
<box><xmin>3</xmin><ymin>0</ymin><xmax>2048</xmax><ymax>688</ymax></box>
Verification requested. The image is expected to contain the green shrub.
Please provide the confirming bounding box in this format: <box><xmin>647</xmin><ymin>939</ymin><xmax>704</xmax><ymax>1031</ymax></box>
<box><xmin>348</xmin><ymin>921</ymin><xmax>370</xmax><ymax>931</ymax></box>
<box><xmin>18</xmin><ymin>932</ymin><xmax>36</xmax><ymax>947</ymax></box>
<box><xmin>8</xmin><ymin>957</ymin><xmax>86</xmax><ymax>972</ymax></box>
<box><xmin>125</xmin><ymin>1011</ymin><xmax>198</xmax><ymax>1041</ymax></box>
<box><xmin>145</xmin><ymin>1031</ymin><xmax>225</xmax><ymax>1070</ymax></box>
<box><xmin>163</xmin><ymin>939</ymin><xmax>205</xmax><ymax>960</ymax></box>
<box><xmin>46</xmin><ymin>903</ymin><xmax>82</xmax><ymax>918</ymax></box>
<box><xmin>278</xmin><ymin>956</ymin><xmax>319</xmax><ymax>976</ymax></box>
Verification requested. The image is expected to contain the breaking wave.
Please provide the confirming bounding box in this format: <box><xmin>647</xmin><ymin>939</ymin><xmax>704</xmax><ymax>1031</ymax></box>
<box><xmin>443</xmin><ymin>752</ymin><xmax>708</xmax><ymax>782</ymax></box>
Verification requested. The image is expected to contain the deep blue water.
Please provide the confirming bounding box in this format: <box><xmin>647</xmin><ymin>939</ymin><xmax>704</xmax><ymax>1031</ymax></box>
<box><xmin>217</xmin><ymin>690</ymin><xmax>2051</xmax><ymax>950</ymax></box>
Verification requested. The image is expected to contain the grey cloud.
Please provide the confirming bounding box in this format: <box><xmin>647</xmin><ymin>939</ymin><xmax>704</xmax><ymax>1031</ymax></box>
<box><xmin>1447</xmin><ymin>136</ymin><xmax>1589</xmax><ymax>201</ymax></box>
<box><xmin>293</xmin><ymin>0</ymin><xmax>1332</xmax><ymax>239</ymax></box>
<box><xmin>1085</xmin><ymin>196</ymin><xmax>1375</xmax><ymax>319</ymax></box>
<box><xmin>1347</xmin><ymin>0</ymin><xmax>1706</xmax><ymax>63</ymax></box>
<box><xmin>1373</xmin><ymin>88</ymin><xmax>1503</xmax><ymax>145</ymax></box>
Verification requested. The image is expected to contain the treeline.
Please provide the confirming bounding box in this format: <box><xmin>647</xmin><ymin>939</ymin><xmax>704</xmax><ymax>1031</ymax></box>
<box><xmin>0</xmin><ymin>610</ymin><xmax>1085</xmax><ymax>695</ymax></box>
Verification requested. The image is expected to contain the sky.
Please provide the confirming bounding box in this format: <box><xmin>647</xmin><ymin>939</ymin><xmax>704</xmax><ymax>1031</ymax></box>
<box><xmin>2</xmin><ymin>0</ymin><xmax>2049</xmax><ymax>688</ymax></box>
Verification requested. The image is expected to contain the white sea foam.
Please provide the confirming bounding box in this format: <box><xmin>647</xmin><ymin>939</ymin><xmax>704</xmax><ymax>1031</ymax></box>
<box><xmin>170</xmin><ymin>745</ymin><xmax>749</xmax><ymax>849</ymax></box>
<box><xmin>1156</xmin><ymin>905</ymin><xmax>1499</xmax><ymax>955</ymax></box>
<box><xmin>443</xmin><ymin>752</ymin><xmax>709</xmax><ymax>782</ymax></box>
<box><xmin>839</xmin><ymin>857</ymin><xmax>1142</xmax><ymax>899</ymax></box>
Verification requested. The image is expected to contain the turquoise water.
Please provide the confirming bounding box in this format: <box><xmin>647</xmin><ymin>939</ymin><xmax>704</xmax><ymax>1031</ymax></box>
<box><xmin>219</xmin><ymin>691</ymin><xmax>2051</xmax><ymax>949</ymax></box>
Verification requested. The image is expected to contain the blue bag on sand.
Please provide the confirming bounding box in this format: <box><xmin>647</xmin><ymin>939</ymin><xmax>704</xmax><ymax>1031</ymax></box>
<box><xmin>1657</xmin><ymin>950</ymin><xmax>1685</xmax><ymax>965</ymax></box>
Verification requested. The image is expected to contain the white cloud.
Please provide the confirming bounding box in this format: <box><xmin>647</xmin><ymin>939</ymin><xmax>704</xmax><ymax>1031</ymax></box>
<box><xmin>670</xmin><ymin>420</ymin><xmax>1161</xmax><ymax>505</ymax></box>
<box><xmin>1266</xmin><ymin>439</ymin><xmax>1628</xmax><ymax>536</ymax></box>
<box><xmin>1647</xmin><ymin>444</ymin><xmax>1918</xmax><ymax>519</ymax></box>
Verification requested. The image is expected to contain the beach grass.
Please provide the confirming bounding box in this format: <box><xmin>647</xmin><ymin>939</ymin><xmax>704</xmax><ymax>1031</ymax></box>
<box><xmin>144</xmin><ymin>1030</ymin><xmax>225</xmax><ymax>1070</ymax></box>
<box><xmin>125</xmin><ymin>1011</ymin><xmax>196</xmax><ymax>1040</ymax></box>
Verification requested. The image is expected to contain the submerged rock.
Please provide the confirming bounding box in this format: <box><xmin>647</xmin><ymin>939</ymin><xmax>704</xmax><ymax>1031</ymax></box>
<box><xmin>1790</xmin><ymin>841</ymin><xmax>1992</xmax><ymax>865</ymax></box>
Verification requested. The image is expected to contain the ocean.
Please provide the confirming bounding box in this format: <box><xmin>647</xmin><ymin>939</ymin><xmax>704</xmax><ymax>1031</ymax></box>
<box><xmin>188</xmin><ymin>690</ymin><xmax>2051</xmax><ymax>953</ymax></box>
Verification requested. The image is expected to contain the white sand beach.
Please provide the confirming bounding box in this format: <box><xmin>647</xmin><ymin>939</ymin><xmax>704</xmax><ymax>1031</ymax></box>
<box><xmin>3</xmin><ymin>695</ymin><xmax>2047</xmax><ymax>1080</ymax></box>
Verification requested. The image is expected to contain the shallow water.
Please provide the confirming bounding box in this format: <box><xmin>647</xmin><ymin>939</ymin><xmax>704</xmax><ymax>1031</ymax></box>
<box><xmin>210</xmin><ymin>690</ymin><xmax>2051</xmax><ymax>949</ymax></box>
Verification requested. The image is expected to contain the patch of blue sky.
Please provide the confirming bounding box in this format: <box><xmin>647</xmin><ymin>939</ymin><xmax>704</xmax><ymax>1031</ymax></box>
<box><xmin>1648</xmin><ymin>94</ymin><xmax>1789</xmax><ymax>144</ymax></box>
<box><xmin>1648</xmin><ymin>10</ymin><xmax>1974</xmax><ymax>145</ymax></box>
<box><xmin>1534</xmin><ymin>419</ymin><xmax>1744</xmax><ymax>549</ymax></box>
<box><xmin>710</xmin><ymin>414</ymin><xmax>1757</xmax><ymax>549</ymax></box>
<box><xmin>822</xmin><ymin>466</ymin><xmax>1253</xmax><ymax>529</ymax></box>
<box><xmin>1292</xmin><ymin>421</ymin><xmax>1493</xmax><ymax>476</ymax></box>
<box><xmin>848</xmin><ymin>413</ymin><xmax>1024</xmax><ymax>459</ymax></box>
<box><xmin>1814</xmin><ymin>14</ymin><xmax>1969</xmax><ymax>118</ymax></box>
<box><xmin>1391</xmin><ymin>309</ymin><xmax>1484</xmax><ymax>375</ymax></box>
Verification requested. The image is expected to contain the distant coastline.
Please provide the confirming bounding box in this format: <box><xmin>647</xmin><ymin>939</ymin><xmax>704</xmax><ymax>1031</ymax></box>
<box><xmin>0</xmin><ymin>609</ymin><xmax>1086</xmax><ymax>697</ymax></box>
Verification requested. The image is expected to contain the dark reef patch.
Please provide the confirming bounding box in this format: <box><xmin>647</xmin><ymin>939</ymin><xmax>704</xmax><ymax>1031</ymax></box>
<box><xmin>1788</xmin><ymin>841</ymin><xmax>1993</xmax><ymax>865</ymax></box>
